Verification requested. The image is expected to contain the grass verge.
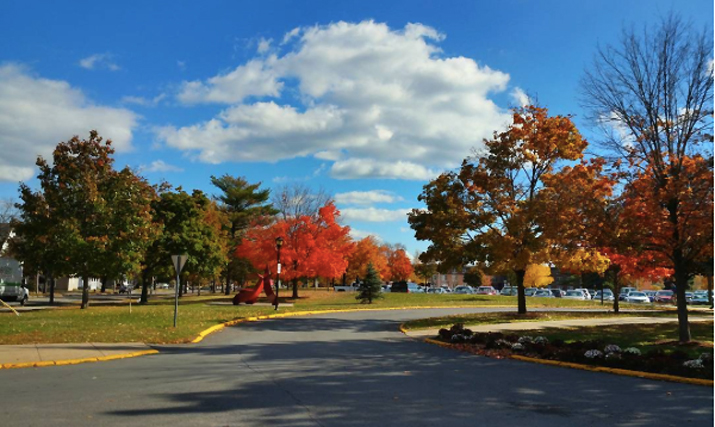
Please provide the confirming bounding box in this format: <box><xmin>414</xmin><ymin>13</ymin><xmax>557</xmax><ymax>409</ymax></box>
<box><xmin>1</xmin><ymin>290</ymin><xmax>664</xmax><ymax>345</ymax></box>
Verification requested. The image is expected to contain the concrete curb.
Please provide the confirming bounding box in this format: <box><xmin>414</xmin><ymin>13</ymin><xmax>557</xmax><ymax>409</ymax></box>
<box><xmin>0</xmin><ymin>349</ymin><xmax>159</xmax><ymax>370</ymax></box>
<box><xmin>415</xmin><ymin>333</ymin><xmax>714</xmax><ymax>387</ymax></box>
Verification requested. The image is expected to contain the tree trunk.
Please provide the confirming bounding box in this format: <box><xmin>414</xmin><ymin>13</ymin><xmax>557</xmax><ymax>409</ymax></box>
<box><xmin>668</xmin><ymin>200</ymin><xmax>691</xmax><ymax>343</ymax></box>
<box><xmin>292</xmin><ymin>277</ymin><xmax>299</xmax><ymax>299</ymax></box>
<box><xmin>612</xmin><ymin>267</ymin><xmax>620</xmax><ymax>314</ymax></box>
<box><xmin>48</xmin><ymin>274</ymin><xmax>55</xmax><ymax>305</ymax></box>
<box><xmin>515</xmin><ymin>269</ymin><xmax>526</xmax><ymax>314</ymax></box>
<box><xmin>140</xmin><ymin>270</ymin><xmax>150</xmax><ymax>304</ymax></box>
<box><xmin>81</xmin><ymin>273</ymin><xmax>90</xmax><ymax>309</ymax></box>
<box><xmin>100</xmin><ymin>276</ymin><xmax>107</xmax><ymax>293</ymax></box>
<box><xmin>674</xmin><ymin>267</ymin><xmax>691</xmax><ymax>343</ymax></box>
<box><xmin>224</xmin><ymin>271</ymin><xmax>232</xmax><ymax>295</ymax></box>
<box><xmin>707</xmin><ymin>275</ymin><xmax>713</xmax><ymax>309</ymax></box>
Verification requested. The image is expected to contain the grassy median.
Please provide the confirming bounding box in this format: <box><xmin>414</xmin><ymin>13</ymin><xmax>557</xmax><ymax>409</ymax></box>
<box><xmin>0</xmin><ymin>290</ymin><xmax>666</xmax><ymax>345</ymax></box>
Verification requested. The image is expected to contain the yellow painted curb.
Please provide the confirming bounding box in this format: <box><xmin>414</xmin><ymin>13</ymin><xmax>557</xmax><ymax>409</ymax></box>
<box><xmin>0</xmin><ymin>349</ymin><xmax>159</xmax><ymax>370</ymax></box>
<box><xmin>418</xmin><ymin>338</ymin><xmax>713</xmax><ymax>387</ymax></box>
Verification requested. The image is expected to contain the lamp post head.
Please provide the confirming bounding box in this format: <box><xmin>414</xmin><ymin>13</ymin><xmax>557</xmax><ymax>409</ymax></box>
<box><xmin>275</xmin><ymin>236</ymin><xmax>284</xmax><ymax>249</ymax></box>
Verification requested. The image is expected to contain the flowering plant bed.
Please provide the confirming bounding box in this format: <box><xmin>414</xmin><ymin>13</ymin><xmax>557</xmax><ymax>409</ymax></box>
<box><xmin>437</xmin><ymin>323</ymin><xmax>714</xmax><ymax>380</ymax></box>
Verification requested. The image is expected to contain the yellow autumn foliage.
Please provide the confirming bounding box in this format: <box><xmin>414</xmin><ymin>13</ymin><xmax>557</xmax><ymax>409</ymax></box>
<box><xmin>524</xmin><ymin>264</ymin><xmax>554</xmax><ymax>288</ymax></box>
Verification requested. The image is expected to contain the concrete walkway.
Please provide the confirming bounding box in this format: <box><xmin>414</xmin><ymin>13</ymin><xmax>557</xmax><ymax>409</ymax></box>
<box><xmin>0</xmin><ymin>343</ymin><xmax>155</xmax><ymax>366</ymax></box>
<box><xmin>405</xmin><ymin>315</ymin><xmax>714</xmax><ymax>338</ymax></box>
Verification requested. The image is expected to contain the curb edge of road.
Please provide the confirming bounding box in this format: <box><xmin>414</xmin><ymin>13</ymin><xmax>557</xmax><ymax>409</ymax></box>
<box><xmin>415</xmin><ymin>333</ymin><xmax>714</xmax><ymax>387</ymax></box>
<box><xmin>0</xmin><ymin>349</ymin><xmax>159</xmax><ymax>370</ymax></box>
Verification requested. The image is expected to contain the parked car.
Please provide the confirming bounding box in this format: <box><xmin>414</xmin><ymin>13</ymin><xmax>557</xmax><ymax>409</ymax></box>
<box><xmin>0</xmin><ymin>283</ymin><xmax>29</xmax><ymax>305</ymax></box>
<box><xmin>592</xmin><ymin>290</ymin><xmax>615</xmax><ymax>301</ymax></box>
<box><xmin>334</xmin><ymin>282</ymin><xmax>361</xmax><ymax>292</ymax></box>
<box><xmin>575</xmin><ymin>288</ymin><xmax>592</xmax><ymax>299</ymax></box>
<box><xmin>118</xmin><ymin>284</ymin><xmax>133</xmax><ymax>294</ymax></box>
<box><xmin>427</xmin><ymin>287</ymin><xmax>447</xmax><ymax>294</ymax></box>
<box><xmin>500</xmin><ymin>286</ymin><xmax>517</xmax><ymax>296</ymax></box>
<box><xmin>453</xmin><ymin>285</ymin><xmax>474</xmax><ymax>294</ymax></box>
<box><xmin>533</xmin><ymin>289</ymin><xmax>553</xmax><ymax>298</ymax></box>
<box><xmin>685</xmin><ymin>292</ymin><xmax>694</xmax><ymax>303</ymax></box>
<box><xmin>550</xmin><ymin>289</ymin><xmax>564</xmax><ymax>298</ymax></box>
<box><xmin>524</xmin><ymin>288</ymin><xmax>538</xmax><ymax>297</ymax></box>
<box><xmin>619</xmin><ymin>287</ymin><xmax>637</xmax><ymax>301</ymax></box>
<box><xmin>643</xmin><ymin>290</ymin><xmax>656</xmax><ymax>302</ymax></box>
<box><xmin>390</xmin><ymin>282</ymin><xmax>423</xmax><ymax>293</ymax></box>
<box><xmin>654</xmin><ymin>290</ymin><xmax>674</xmax><ymax>303</ymax></box>
<box><xmin>439</xmin><ymin>286</ymin><xmax>452</xmax><ymax>293</ymax></box>
<box><xmin>563</xmin><ymin>290</ymin><xmax>588</xmax><ymax>300</ymax></box>
<box><xmin>624</xmin><ymin>291</ymin><xmax>650</xmax><ymax>304</ymax></box>
<box><xmin>476</xmin><ymin>286</ymin><xmax>498</xmax><ymax>295</ymax></box>
<box><xmin>156</xmin><ymin>283</ymin><xmax>170</xmax><ymax>289</ymax></box>
<box><xmin>690</xmin><ymin>293</ymin><xmax>710</xmax><ymax>305</ymax></box>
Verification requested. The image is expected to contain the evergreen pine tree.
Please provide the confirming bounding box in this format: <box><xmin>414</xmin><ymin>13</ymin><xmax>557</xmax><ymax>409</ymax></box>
<box><xmin>356</xmin><ymin>262</ymin><xmax>382</xmax><ymax>304</ymax></box>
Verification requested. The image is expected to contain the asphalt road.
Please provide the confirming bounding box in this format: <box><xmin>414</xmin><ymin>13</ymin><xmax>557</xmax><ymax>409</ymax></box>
<box><xmin>0</xmin><ymin>308</ymin><xmax>712</xmax><ymax>426</ymax></box>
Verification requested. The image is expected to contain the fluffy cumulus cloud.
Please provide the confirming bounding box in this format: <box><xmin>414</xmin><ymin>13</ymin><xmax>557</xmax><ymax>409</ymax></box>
<box><xmin>335</xmin><ymin>190</ymin><xmax>403</xmax><ymax>205</ymax></box>
<box><xmin>340</xmin><ymin>207</ymin><xmax>410</xmax><ymax>223</ymax></box>
<box><xmin>0</xmin><ymin>64</ymin><xmax>138</xmax><ymax>182</ymax></box>
<box><xmin>162</xmin><ymin>20</ymin><xmax>514</xmax><ymax>179</ymax></box>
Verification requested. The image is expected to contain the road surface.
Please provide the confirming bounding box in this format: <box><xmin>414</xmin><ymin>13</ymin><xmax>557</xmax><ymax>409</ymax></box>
<box><xmin>0</xmin><ymin>308</ymin><xmax>711</xmax><ymax>426</ymax></box>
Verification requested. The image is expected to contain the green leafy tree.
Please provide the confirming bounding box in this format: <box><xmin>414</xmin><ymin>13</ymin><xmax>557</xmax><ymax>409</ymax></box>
<box><xmin>30</xmin><ymin>131</ymin><xmax>156</xmax><ymax>309</ymax></box>
<box><xmin>210</xmin><ymin>175</ymin><xmax>277</xmax><ymax>295</ymax></box>
<box><xmin>414</xmin><ymin>260</ymin><xmax>438</xmax><ymax>284</ymax></box>
<box><xmin>9</xmin><ymin>187</ymin><xmax>69</xmax><ymax>304</ymax></box>
<box><xmin>356</xmin><ymin>262</ymin><xmax>382</xmax><ymax>304</ymax></box>
<box><xmin>140</xmin><ymin>188</ymin><xmax>228</xmax><ymax>302</ymax></box>
<box><xmin>463</xmin><ymin>267</ymin><xmax>483</xmax><ymax>288</ymax></box>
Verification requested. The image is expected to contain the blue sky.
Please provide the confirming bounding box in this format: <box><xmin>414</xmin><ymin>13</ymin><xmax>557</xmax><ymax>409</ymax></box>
<box><xmin>0</xmin><ymin>0</ymin><xmax>712</xmax><ymax>256</ymax></box>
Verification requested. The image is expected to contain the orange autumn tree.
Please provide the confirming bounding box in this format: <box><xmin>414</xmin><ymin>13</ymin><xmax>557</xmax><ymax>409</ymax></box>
<box><xmin>387</xmin><ymin>246</ymin><xmax>414</xmax><ymax>282</ymax></box>
<box><xmin>346</xmin><ymin>236</ymin><xmax>389</xmax><ymax>282</ymax></box>
<box><xmin>236</xmin><ymin>203</ymin><xmax>354</xmax><ymax>298</ymax></box>
<box><xmin>410</xmin><ymin>105</ymin><xmax>590</xmax><ymax>314</ymax></box>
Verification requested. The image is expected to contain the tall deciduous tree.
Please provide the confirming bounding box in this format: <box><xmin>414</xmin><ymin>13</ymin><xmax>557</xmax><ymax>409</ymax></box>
<box><xmin>409</xmin><ymin>106</ymin><xmax>589</xmax><ymax>314</ymax></box>
<box><xmin>211</xmin><ymin>175</ymin><xmax>277</xmax><ymax>295</ymax></box>
<box><xmin>140</xmin><ymin>189</ymin><xmax>228</xmax><ymax>302</ymax></box>
<box><xmin>581</xmin><ymin>14</ymin><xmax>713</xmax><ymax>341</ymax></box>
<box><xmin>30</xmin><ymin>131</ymin><xmax>156</xmax><ymax>309</ymax></box>
<box><xmin>387</xmin><ymin>247</ymin><xmax>414</xmax><ymax>282</ymax></box>
<box><xmin>346</xmin><ymin>236</ymin><xmax>389</xmax><ymax>282</ymax></box>
<box><xmin>236</xmin><ymin>203</ymin><xmax>353</xmax><ymax>298</ymax></box>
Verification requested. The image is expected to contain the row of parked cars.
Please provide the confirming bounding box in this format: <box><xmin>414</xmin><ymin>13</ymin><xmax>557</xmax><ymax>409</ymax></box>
<box><xmin>407</xmin><ymin>284</ymin><xmax>712</xmax><ymax>305</ymax></box>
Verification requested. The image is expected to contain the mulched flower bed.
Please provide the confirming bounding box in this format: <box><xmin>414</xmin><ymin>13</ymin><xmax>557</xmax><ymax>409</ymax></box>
<box><xmin>437</xmin><ymin>324</ymin><xmax>714</xmax><ymax>380</ymax></box>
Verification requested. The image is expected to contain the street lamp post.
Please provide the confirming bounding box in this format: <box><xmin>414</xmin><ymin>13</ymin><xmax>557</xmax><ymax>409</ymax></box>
<box><xmin>275</xmin><ymin>237</ymin><xmax>283</xmax><ymax>311</ymax></box>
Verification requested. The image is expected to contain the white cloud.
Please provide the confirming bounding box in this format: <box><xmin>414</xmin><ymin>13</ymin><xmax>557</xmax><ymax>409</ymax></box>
<box><xmin>510</xmin><ymin>87</ymin><xmax>530</xmax><ymax>107</ymax></box>
<box><xmin>163</xmin><ymin>20</ymin><xmax>513</xmax><ymax>179</ymax></box>
<box><xmin>177</xmin><ymin>61</ymin><xmax>186</xmax><ymax>70</ymax></box>
<box><xmin>140</xmin><ymin>160</ymin><xmax>184</xmax><ymax>173</ymax></box>
<box><xmin>121</xmin><ymin>93</ymin><xmax>166</xmax><ymax>107</ymax></box>
<box><xmin>348</xmin><ymin>228</ymin><xmax>381</xmax><ymax>241</ymax></box>
<box><xmin>177</xmin><ymin>59</ymin><xmax>283</xmax><ymax>104</ymax></box>
<box><xmin>330</xmin><ymin>159</ymin><xmax>438</xmax><ymax>181</ymax></box>
<box><xmin>79</xmin><ymin>53</ymin><xmax>120</xmax><ymax>71</ymax></box>
<box><xmin>257</xmin><ymin>37</ymin><xmax>272</xmax><ymax>54</ymax></box>
<box><xmin>335</xmin><ymin>190</ymin><xmax>403</xmax><ymax>206</ymax></box>
<box><xmin>0</xmin><ymin>64</ymin><xmax>138</xmax><ymax>182</ymax></box>
<box><xmin>341</xmin><ymin>207</ymin><xmax>410</xmax><ymax>222</ymax></box>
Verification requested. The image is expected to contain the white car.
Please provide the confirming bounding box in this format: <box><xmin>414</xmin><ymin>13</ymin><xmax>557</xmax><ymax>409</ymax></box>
<box><xmin>563</xmin><ymin>290</ymin><xmax>588</xmax><ymax>300</ymax></box>
<box><xmin>575</xmin><ymin>288</ymin><xmax>592</xmax><ymax>299</ymax></box>
<box><xmin>624</xmin><ymin>291</ymin><xmax>650</xmax><ymax>304</ymax></box>
<box><xmin>453</xmin><ymin>285</ymin><xmax>474</xmax><ymax>294</ymax></box>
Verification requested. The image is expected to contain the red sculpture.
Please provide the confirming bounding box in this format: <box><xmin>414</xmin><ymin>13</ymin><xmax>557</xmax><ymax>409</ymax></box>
<box><xmin>233</xmin><ymin>269</ymin><xmax>276</xmax><ymax>305</ymax></box>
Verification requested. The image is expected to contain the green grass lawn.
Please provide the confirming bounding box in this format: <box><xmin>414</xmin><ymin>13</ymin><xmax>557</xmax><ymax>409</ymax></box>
<box><xmin>0</xmin><ymin>290</ymin><xmax>666</xmax><ymax>345</ymax></box>
<box><xmin>401</xmin><ymin>310</ymin><xmax>681</xmax><ymax>331</ymax></box>
<box><xmin>514</xmin><ymin>321</ymin><xmax>714</xmax><ymax>359</ymax></box>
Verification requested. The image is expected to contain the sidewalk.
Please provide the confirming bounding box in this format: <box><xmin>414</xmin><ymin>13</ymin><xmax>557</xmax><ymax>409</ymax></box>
<box><xmin>405</xmin><ymin>315</ymin><xmax>714</xmax><ymax>338</ymax></box>
<box><xmin>0</xmin><ymin>343</ymin><xmax>157</xmax><ymax>368</ymax></box>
